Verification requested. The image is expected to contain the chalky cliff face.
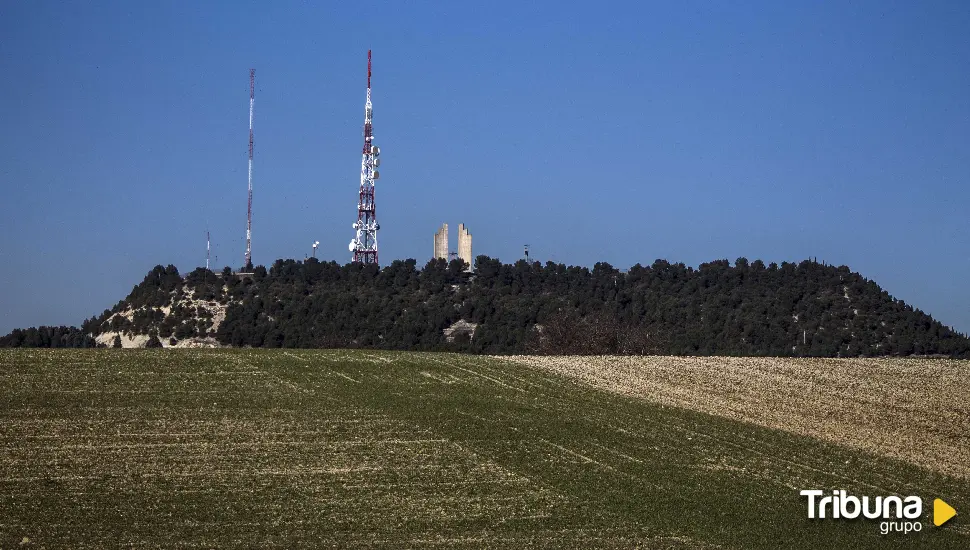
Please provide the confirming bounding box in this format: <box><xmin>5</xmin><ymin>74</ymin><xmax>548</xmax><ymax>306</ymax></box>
<box><xmin>94</xmin><ymin>292</ymin><xmax>230</xmax><ymax>348</ymax></box>
<box><xmin>87</xmin><ymin>266</ymin><xmax>238</xmax><ymax>348</ymax></box>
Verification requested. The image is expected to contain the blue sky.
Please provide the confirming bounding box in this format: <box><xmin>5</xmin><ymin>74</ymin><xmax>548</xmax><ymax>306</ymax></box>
<box><xmin>1</xmin><ymin>1</ymin><xmax>968</xmax><ymax>335</ymax></box>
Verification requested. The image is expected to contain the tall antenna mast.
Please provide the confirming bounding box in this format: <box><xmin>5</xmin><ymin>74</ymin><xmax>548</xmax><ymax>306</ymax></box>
<box><xmin>349</xmin><ymin>50</ymin><xmax>381</xmax><ymax>264</ymax></box>
<box><xmin>245</xmin><ymin>68</ymin><xmax>255</xmax><ymax>270</ymax></box>
<box><xmin>206</xmin><ymin>230</ymin><xmax>211</xmax><ymax>271</ymax></box>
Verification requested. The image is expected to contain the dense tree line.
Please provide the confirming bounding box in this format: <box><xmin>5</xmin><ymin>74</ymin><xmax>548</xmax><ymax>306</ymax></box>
<box><xmin>0</xmin><ymin>326</ymin><xmax>100</xmax><ymax>348</ymax></box>
<box><xmin>5</xmin><ymin>256</ymin><xmax>969</xmax><ymax>357</ymax></box>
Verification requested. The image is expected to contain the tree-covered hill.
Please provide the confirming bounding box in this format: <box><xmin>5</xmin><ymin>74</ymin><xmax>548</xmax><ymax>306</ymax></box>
<box><xmin>4</xmin><ymin>256</ymin><xmax>969</xmax><ymax>357</ymax></box>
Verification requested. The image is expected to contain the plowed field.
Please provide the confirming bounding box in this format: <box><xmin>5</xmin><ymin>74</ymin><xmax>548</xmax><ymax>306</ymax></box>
<box><xmin>1</xmin><ymin>350</ymin><xmax>966</xmax><ymax>548</ymax></box>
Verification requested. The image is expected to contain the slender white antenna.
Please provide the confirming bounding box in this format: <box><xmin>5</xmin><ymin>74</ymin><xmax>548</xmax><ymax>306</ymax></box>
<box><xmin>245</xmin><ymin>69</ymin><xmax>255</xmax><ymax>269</ymax></box>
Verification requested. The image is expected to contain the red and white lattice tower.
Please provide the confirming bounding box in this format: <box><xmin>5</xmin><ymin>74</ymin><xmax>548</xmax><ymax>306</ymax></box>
<box><xmin>349</xmin><ymin>50</ymin><xmax>381</xmax><ymax>264</ymax></box>
<box><xmin>245</xmin><ymin>68</ymin><xmax>255</xmax><ymax>270</ymax></box>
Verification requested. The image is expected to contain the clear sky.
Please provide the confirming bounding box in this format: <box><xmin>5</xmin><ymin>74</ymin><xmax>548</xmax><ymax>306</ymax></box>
<box><xmin>1</xmin><ymin>1</ymin><xmax>968</xmax><ymax>335</ymax></box>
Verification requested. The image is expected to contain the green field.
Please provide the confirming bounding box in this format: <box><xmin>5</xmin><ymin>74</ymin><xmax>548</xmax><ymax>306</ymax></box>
<box><xmin>0</xmin><ymin>350</ymin><xmax>966</xmax><ymax>548</ymax></box>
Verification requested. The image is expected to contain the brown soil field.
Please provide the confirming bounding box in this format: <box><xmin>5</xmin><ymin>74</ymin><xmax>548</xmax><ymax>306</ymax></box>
<box><xmin>2</xmin><ymin>350</ymin><xmax>967</xmax><ymax>548</ymax></box>
<box><xmin>501</xmin><ymin>356</ymin><xmax>970</xmax><ymax>480</ymax></box>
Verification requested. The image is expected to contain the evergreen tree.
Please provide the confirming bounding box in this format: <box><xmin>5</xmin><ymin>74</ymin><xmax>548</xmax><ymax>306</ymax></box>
<box><xmin>8</xmin><ymin>257</ymin><xmax>967</xmax><ymax>357</ymax></box>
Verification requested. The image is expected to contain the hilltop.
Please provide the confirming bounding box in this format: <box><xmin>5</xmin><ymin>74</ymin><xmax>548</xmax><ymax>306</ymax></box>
<box><xmin>4</xmin><ymin>256</ymin><xmax>967</xmax><ymax>357</ymax></box>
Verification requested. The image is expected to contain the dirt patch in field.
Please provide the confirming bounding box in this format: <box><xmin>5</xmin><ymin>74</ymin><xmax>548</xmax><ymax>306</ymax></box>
<box><xmin>501</xmin><ymin>356</ymin><xmax>970</xmax><ymax>479</ymax></box>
